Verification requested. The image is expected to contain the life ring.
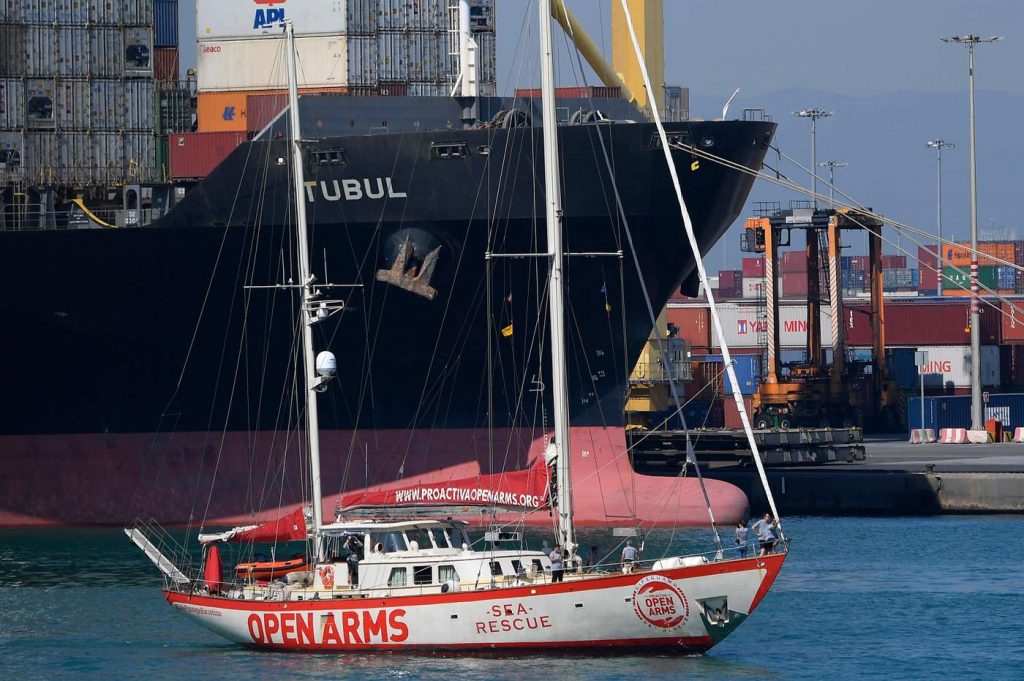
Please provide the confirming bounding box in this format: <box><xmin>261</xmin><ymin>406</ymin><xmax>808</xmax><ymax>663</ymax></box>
<box><xmin>319</xmin><ymin>565</ymin><xmax>335</xmax><ymax>589</ymax></box>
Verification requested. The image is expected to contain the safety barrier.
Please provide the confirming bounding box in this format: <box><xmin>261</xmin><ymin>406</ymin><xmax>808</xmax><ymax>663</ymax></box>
<box><xmin>909</xmin><ymin>429</ymin><xmax>937</xmax><ymax>444</ymax></box>
<box><xmin>1014</xmin><ymin>427</ymin><xmax>1024</xmax><ymax>443</ymax></box>
<box><xmin>938</xmin><ymin>428</ymin><xmax>969</xmax><ymax>444</ymax></box>
<box><xmin>966</xmin><ymin>430</ymin><xmax>992</xmax><ymax>444</ymax></box>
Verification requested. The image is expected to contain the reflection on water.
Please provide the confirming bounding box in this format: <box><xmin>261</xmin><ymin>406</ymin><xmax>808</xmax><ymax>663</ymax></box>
<box><xmin>2</xmin><ymin>517</ymin><xmax>1023</xmax><ymax>680</ymax></box>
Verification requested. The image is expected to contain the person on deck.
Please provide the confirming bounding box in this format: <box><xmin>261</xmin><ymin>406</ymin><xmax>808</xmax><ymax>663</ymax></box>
<box><xmin>751</xmin><ymin>513</ymin><xmax>778</xmax><ymax>557</ymax></box>
<box><xmin>735</xmin><ymin>520</ymin><xmax>750</xmax><ymax>558</ymax></box>
<box><xmin>343</xmin><ymin>534</ymin><xmax>363</xmax><ymax>587</ymax></box>
<box><xmin>621</xmin><ymin>539</ymin><xmax>638</xmax><ymax>573</ymax></box>
<box><xmin>549</xmin><ymin>545</ymin><xmax>564</xmax><ymax>583</ymax></box>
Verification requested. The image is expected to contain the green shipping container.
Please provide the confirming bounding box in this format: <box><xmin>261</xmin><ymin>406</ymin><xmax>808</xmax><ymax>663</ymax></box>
<box><xmin>942</xmin><ymin>265</ymin><xmax>999</xmax><ymax>293</ymax></box>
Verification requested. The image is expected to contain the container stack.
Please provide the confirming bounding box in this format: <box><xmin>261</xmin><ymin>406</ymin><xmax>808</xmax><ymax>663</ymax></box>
<box><xmin>1</xmin><ymin>1</ymin><xmax>161</xmax><ymax>185</ymax></box>
<box><xmin>176</xmin><ymin>0</ymin><xmax>497</xmax><ymax>180</ymax></box>
<box><xmin>780</xmin><ymin>251</ymin><xmax>807</xmax><ymax>296</ymax></box>
<box><xmin>941</xmin><ymin>240</ymin><xmax>1019</xmax><ymax>297</ymax></box>
<box><xmin>741</xmin><ymin>257</ymin><xmax>765</xmax><ymax>298</ymax></box>
<box><xmin>917</xmin><ymin>245</ymin><xmax>940</xmax><ymax>295</ymax></box>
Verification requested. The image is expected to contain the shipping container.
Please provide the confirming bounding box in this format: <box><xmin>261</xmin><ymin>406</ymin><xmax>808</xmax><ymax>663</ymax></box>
<box><xmin>913</xmin><ymin>345</ymin><xmax>1000</xmax><ymax>389</ymax></box>
<box><xmin>781</xmin><ymin>271</ymin><xmax>807</xmax><ymax>297</ymax></box>
<box><xmin>476</xmin><ymin>30</ymin><xmax>497</xmax><ymax>86</ymax></box>
<box><xmin>693</xmin><ymin>354</ymin><xmax>760</xmax><ymax>396</ymax></box>
<box><xmin>347</xmin><ymin>34</ymin><xmax>379</xmax><ymax>86</ymax></box>
<box><xmin>155</xmin><ymin>47</ymin><xmax>180</xmax><ymax>82</ymax></box>
<box><xmin>909</xmin><ymin>392</ymin><xmax>1024</xmax><ymax>432</ymax></box>
<box><xmin>881</xmin><ymin>255</ymin><xmax>907</xmax><ymax>269</ymax></box>
<box><xmin>154</xmin><ymin>0</ymin><xmax>179</xmax><ymax>47</ymax></box>
<box><xmin>708</xmin><ymin>302</ymin><xmax>834</xmax><ymax>349</ymax></box>
<box><xmin>941</xmin><ymin>265</ymin><xmax>999</xmax><ymax>295</ymax></box>
<box><xmin>197</xmin><ymin>35</ymin><xmax>348</xmax><ymax>92</ymax></box>
<box><xmin>196</xmin><ymin>91</ymin><xmax>250</xmax><ymax>132</ymax></box>
<box><xmin>944</xmin><ymin>241</ymin><xmax>1017</xmax><ymax>268</ymax></box>
<box><xmin>24</xmin><ymin>78</ymin><xmax>55</xmax><ymax>129</ymax></box>
<box><xmin>678</xmin><ymin>400</ymin><xmax>723</xmax><ymax>429</ymax></box>
<box><xmin>998</xmin><ymin>266</ymin><xmax>1016</xmax><ymax>290</ymax></box>
<box><xmin>123</xmin><ymin>27</ymin><xmax>154</xmax><ymax>75</ymax></box>
<box><xmin>246</xmin><ymin>93</ymin><xmax>287</xmax><ymax>133</ymax></box>
<box><xmin>168</xmin><ymin>131</ymin><xmax>248</xmax><ymax>180</ymax></box>
<box><xmin>197</xmin><ymin>0</ymin><xmax>351</xmax><ymax>40</ymax></box>
<box><xmin>742</xmin><ymin>278</ymin><xmax>765</xmax><ymax>299</ymax></box>
<box><xmin>407</xmin><ymin>31</ymin><xmax>443</xmax><ymax>81</ymax></box>
<box><xmin>666</xmin><ymin>306</ymin><xmax>711</xmax><ymax>349</ymax></box>
<box><xmin>742</xmin><ymin>257</ymin><xmax>765</xmax><ymax>278</ymax></box>
<box><xmin>1000</xmin><ymin>300</ymin><xmax>1024</xmax><ymax>344</ymax></box>
<box><xmin>0</xmin><ymin>79</ymin><xmax>24</xmax><ymax>128</ymax></box>
<box><xmin>377</xmin><ymin>31</ymin><xmax>409</xmax><ymax>82</ymax></box>
<box><xmin>844</xmin><ymin>301</ymin><xmax>1000</xmax><ymax>346</ymax></box>
<box><xmin>781</xmin><ymin>251</ymin><xmax>808</xmax><ymax>273</ymax></box>
<box><xmin>514</xmin><ymin>86</ymin><xmax>624</xmax><ymax>100</ymax></box>
<box><xmin>719</xmin><ymin>270</ymin><xmax>741</xmax><ymax>288</ymax></box>
<box><xmin>346</xmin><ymin>0</ymin><xmax>378</xmax><ymax>34</ymax></box>
<box><xmin>158</xmin><ymin>88</ymin><xmax>193</xmax><ymax>133</ymax></box>
<box><xmin>21</xmin><ymin>129</ymin><xmax>156</xmax><ymax>185</ymax></box>
<box><xmin>724</xmin><ymin>396</ymin><xmax>754</xmax><ymax>430</ymax></box>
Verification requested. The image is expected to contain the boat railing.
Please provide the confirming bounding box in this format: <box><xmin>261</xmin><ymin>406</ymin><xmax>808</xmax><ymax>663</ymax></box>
<box><xmin>127</xmin><ymin>518</ymin><xmax>203</xmax><ymax>589</ymax></box>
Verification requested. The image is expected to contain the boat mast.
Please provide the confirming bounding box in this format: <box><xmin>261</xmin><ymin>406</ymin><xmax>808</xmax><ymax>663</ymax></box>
<box><xmin>538</xmin><ymin>0</ymin><xmax>575</xmax><ymax>557</ymax></box>
<box><xmin>285</xmin><ymin>22</ymin><xmax>325</xmax><ymax>551</ymax></box>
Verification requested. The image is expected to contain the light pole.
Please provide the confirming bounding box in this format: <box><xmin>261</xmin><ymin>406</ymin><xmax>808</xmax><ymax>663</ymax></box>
<box><xmin>926</xmin><ymin>139</ymin><xmax>955</xmax><ymax>295</ymax></box>
<box><xmin>818</xmin><ymin>160</ymin><xmax>847</xmax><ymax>208</ymax></box>
<box><xmin>941</xmin><ymin>34</ymin><xmax>1001</xmax><ymax>432</ymax></box>
<box><xmin>794</xmin><ymin>108</ymin><xmax>832</xmax><ymax>209</ymax></box>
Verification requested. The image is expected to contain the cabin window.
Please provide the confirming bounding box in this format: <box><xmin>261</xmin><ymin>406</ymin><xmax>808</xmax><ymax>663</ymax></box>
<box><xmin>445</xmin><ymin>528</ymin><xmax>465</xmax><ymax>549</ymax></box>
<box><xmin>430</xmin><ymin>528</ymin><xmax>449</xmax><ymax>549</ymax></box>
<box><xmin>387</xmin><ymin>567</ymin><xmax>407</xmax><ymax>587</ymax></box>
<box><xmin>511</xmin><ymin>560</ymin><xmax>523</xmax><ymax>576</ymax></box>
<box><xmin>532</xmin><ymin>559</ymin><xmax>544</xmax><ymax>573</ymax></box>
<box><xmin>438</xmin><ymin>564</ymin><xmax>458</xmax><ymax>583</ymax></box>
<box><xmin>408</xmin><ymin>529</ymin><xmax>432</xmax><ymax>551</ymax></box>
<box><xmin>413</xmin><ymin>565</ymin><xmax>432</xmax><ymax>585</ymax></box>
<box><xmin>489</xmin><ymin>561</ymin><xmax>503</xmax><ymax>576</ymax></box>
<box><xmin>370</xmin><ymin>531</ymin><xmax>407</xmax><ymax>553</ymax></box>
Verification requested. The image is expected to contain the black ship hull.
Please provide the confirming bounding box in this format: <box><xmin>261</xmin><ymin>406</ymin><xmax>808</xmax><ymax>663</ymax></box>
<box><xmin>0</xmin><ymin>111</ymin><xmax>774</xmax><ymax>526</ymax></box>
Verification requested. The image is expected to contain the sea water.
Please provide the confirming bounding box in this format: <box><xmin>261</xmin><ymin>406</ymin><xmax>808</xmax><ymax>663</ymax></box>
<box><xmin>2</xmin><ymin>516</ymin><xmax>1022</xmax><ymax>680</ymax></box>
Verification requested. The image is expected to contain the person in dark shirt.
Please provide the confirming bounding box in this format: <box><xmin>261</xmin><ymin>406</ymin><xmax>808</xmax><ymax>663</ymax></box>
<box><xmin>343</xmin><ymin>534</ymin><xmax>363</xmax><ymax>586</ymax></box>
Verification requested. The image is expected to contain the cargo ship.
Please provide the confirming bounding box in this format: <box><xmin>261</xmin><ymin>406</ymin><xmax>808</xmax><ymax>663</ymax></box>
<box><xmin>0</xmin><ymin>1</ymin><xmax>772</xmax><ymax>527</ymax></box>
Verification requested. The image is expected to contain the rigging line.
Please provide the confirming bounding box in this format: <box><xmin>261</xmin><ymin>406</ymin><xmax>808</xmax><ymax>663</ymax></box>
<box><xmin>620</xmin><ymin>0</ymin><xmax>771</xmax><ymax>545</ymax></box>
<box><xmin>676</xmin><ymin>141</ymin><xmax>1024</xmax><ymax>320</ymax></box>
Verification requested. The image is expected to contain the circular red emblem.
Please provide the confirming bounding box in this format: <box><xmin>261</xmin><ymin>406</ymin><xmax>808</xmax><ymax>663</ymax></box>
<box><xmin>632</xmin><ymin>576</ymin><xmax>689</xmax><ymax>629</ymax></box>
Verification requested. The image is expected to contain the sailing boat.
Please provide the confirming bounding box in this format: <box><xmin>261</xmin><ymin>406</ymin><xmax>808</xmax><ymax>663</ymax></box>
<box><xmin>126</xmin><ymin>6</ymin><xmax>786</xmax><ymax>653</ymax></box>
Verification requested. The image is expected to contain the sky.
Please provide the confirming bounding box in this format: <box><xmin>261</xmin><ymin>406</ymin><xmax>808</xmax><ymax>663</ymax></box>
<box><xmin>178</xmin><ymin>0</ymin><xmax>1022</xmax><ymax>267</ymax></box>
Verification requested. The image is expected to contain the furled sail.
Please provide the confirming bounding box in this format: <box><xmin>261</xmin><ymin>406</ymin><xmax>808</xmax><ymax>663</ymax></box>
<box><xmin>338</xmin><ymin>459</ymin><xmax>550</xmax><ymax>514</ymax></box>
<box><xmin>198</xmin><ymin>506</ymin><xmax>308</xmax><ymax>544</ymax></box>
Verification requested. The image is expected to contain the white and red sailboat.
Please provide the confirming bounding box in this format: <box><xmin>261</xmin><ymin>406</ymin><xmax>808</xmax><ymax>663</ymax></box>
<box><xmin>127</xmin><ymin>1</ymin><xmax>787</xmax><ymax>654</ymax></box>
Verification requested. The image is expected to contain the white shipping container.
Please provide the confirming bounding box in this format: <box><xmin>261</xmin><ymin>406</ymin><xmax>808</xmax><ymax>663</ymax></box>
<box><xmin>197</xmin><ymin>0</ymin><xmax>348</xmax><ymax>40</ymax></box>
<box><xmin>916</xmin><ymin>345</ymin><xmax>1000</xmax><ymax>388</ymax></box>
<box><xmin>89</xmin><ymin>27</ymin><xmax>125</xmax><ymax>78</ymax></box>
<box><xmin>90</xmin><ymin>80</ymin><xmax>124</xmax><ymax>129</ymax></box>
<box><xmin>346</xmin><ymin>0</ymin><xmax>377</xmax><ymax>34</ymax></box>
<box><xmin>56</xmin><ymin>80</ymin><xmax>90</xmax><ymax>129</ymax></box>
<box><xmin>0</xmin><ymin>80</ymin><xmax>25</xmax><ymax>128</ymax></box>
<box><xmin>475</xmin><ymin>30</ymin><xmax>496</xmax><ymax>87</ymax></box>
<box><xmin>742</xmin><ymin>278</ymin><xmax>765</xmax><ymax>299</ymax></box>
<box><xmin>377</xmin><ymin>31</ymin><xmax>409</xmax><ymax>81</ymax></box>
<box><xmin>0</xmin><ymin>130</ymin><xmax>24</xmax><ymax>181</ymax></box>
<box><xmin>124</xmin><ymin>26</ymin><xmax>154</xmax><ymax>76</ymax></box>
<box><xmin>347</xmin><ymin>34</ymin><xmax>378</xmax><ymax>86</ymax></box>
<box><xmin>407</xmin><ymin>31</ymin><xmax>442</xmax><ymax>81</ymax></box>
<box><xmin>710</xmin><ymin>302</ymin><xmax>835</xmax><ymax>349</ymax></box>
<box><xmin>197</xmin><ymin>35</ymin><xmax>348</xmax><ymax>91</ymax></box>
<box><xmin>377</xmin><ymin>0</ymin><xmax>409</xmax><ymax>31</ymax></box>
<box><xmin>25</xmin><ymin>78</ymin><xmax>55</xmax><ymax>129</ymax></box>
<box><xmin>406</xmin><ymin>82</ymin><xmax>447</xmax><ymax>97</ymax></box>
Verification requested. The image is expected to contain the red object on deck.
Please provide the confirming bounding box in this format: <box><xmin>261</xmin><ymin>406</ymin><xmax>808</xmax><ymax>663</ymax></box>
<box><xmin>204</xmin><ymin>545</ymin><xmax>223</xmax><ymax>594</ymax></box>
<box><xmin>233</xmin><ymin>506</ymin><xmax>307</xmax><ymax>544</ymax></box>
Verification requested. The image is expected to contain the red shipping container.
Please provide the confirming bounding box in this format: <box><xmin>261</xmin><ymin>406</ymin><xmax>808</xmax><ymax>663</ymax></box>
<box><xmin>724</xmin><ymin>396</ymin><xmax>754</xmax><ymax>430</ymax></box>
<box><xmin>742</xmin><ymin>257</ymin><xmax>765</xmax><ymax>278</ymax></box>
<box><xmin>719</xmin><ymin>270</ymin><xmax>742</xmax><ymax>288</ymax></box>
<box><xmin>882</xmin><ymin>255</ymin><xmax>907</xmax><ymax>269</ymax></box>
<box><xmin>782</xmin><ymin>272</ymin><xmax>808</xmax><ymax>296</ymax></box>
<box><xmin>515</xmin><ymin>86</ymin><xmax>621</xmax><ymax>99</ymax></box>
<box><xmin>154</xmin><ymin>47</ymin><xmax>179</xmax><ymax>82</ymax></box>
<box><xmin>246</xmin><ymin>93</ymin><xmax>288</xmax><ymax>133</ymax></box>
<box><xmin>782</xmin><ymin>251</ymin><xmax>808</xmax><ymax>273</ymax></box>
<box><xmin>1000</xmin><ymin>300</ymin><xmax>1024</xmax><ymax>343</ymax></box>
<box><xmin>848</xmin><ymin>255</ymin><xmax>869</xmax><ymax>271</ymax></box>
<box><xmin>169</xmin><ymin>132</ymin><xmax>249</xmax><ymax>180</ymax></box>
<box><xmin>667</xmin><ymin>306</ymin><xmax>711</xmax><ymax>349</ymax></box>
<box><xmin>844</xmin><ymin>301</ymin><xmax>1000</xmax><ymax>346</ymax></box>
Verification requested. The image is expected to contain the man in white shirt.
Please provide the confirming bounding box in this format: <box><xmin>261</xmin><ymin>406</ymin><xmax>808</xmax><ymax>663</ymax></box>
<box><xmin>621</xmin><ymin>539</ymin><xmax>638</xmax><ymax>573</ymax></box>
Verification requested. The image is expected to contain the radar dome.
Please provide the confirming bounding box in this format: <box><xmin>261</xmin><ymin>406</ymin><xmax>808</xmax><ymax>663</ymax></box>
<box><xmin>315</xmin><ymin>351</ymin><xmax>337</xmax><ymax>377</ymax></box>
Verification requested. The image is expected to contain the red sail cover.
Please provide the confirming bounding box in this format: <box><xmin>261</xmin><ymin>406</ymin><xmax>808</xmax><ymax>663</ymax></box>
<box><xmin>340</xmin><ymin>459</ymin><xmax>550</xmax><ymax>512</ymax></box>
<box><xmin>232</xmin><ymin>506</ymin><xmax>307</xmax><ymax>543</ymax></box>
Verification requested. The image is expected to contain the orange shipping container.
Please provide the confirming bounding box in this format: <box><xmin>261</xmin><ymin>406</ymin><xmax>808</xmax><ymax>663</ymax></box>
<box><xmin>197</xmin><ymin>87</ymin><xmax>348</xmax><ymax>133</ymax></box>
<box><xmin>943</xmin><ymin>241</ymin><xmax>1017</xmax><ymax>267</ymax></box>
<box><xmin>197</xmin><ymin>91</ymin><xmax>249</xmax><ymax>132</ymax></box>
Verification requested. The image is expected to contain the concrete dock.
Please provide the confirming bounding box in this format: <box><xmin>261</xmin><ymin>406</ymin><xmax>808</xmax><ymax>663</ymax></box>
<box><xmin>701</xmin><ymin>437</ymin><xmax>1024</xmax><ymax>515</ymax></box>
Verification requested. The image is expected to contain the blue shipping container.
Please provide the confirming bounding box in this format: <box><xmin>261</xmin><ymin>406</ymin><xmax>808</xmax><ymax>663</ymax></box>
<box><xmin>908</xmin><ymin>392</ymin><xmax>1024</xmax><ymax>433</ymax></box>
<box><xmin>155</xmin><ymin>0</ymin><xmax>179</xmax><ymax>47</ymax></box>
<box><xmin>998</xmin><ymin>266</ymin><xmax>1016</xmax><ymax>290</ymax></box>
<box><xmin>695</xmin><ymin>354</ymin><xmax>760</xmax><ymax>395</ymax></box>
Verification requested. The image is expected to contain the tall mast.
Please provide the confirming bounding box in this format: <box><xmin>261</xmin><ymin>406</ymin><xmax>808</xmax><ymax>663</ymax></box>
<box><xmin>538</xmin><ymin>0</ymin><xmax>575</xmax><ymax>555</ymax></box>
<box><xmin>285</xmin><ymin>22</ymin><xmax>325</xmax><ymax>549</ymax></box>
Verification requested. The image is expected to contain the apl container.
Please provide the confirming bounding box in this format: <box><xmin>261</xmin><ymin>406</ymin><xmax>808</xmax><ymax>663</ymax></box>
<box><xmin>197</xmin><ymin>0</ymin><xmax>350</xmax><ymax>40</ymax></box>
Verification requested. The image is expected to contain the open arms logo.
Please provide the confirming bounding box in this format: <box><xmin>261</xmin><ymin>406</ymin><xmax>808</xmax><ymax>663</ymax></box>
<box><xmin>632</xmin><ymin>575</ymin><xmax>690</xmax><ymax>630</ymax></box>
